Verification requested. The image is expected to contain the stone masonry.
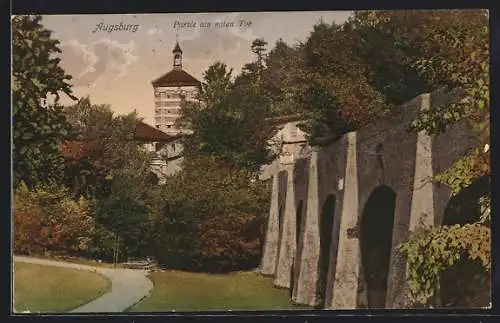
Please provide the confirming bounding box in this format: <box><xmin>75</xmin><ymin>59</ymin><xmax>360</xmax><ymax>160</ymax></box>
<box><xmin>258</xmin><ymin>88</ymin><xmax>482</xmax><ymax>309</ymax></box>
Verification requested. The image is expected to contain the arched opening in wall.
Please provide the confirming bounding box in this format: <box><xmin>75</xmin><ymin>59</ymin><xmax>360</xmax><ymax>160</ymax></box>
<box><xmin>359</xmin><ymin>185</ymin><xmax>396</xmax><ymax>309</ymax></box>
<box><xmin>278</xmin><ymin>205</ymin><xmax>284</xmax><ymax>246</ymax></box>
<box><xmin>277</xmin><ymin>171</ymin><xmax>288</xmax><ymax>237</ymax></box>
<box><xmin>275</xmin><ymin>171</ymin><xmax>288</xmax><ymax>272</ymax></box>
<box><xmin>296</xmin><ymin>200</ymin><xmax>303</xmax><ymax>250</ymax></box>
<box><xmin>274</xmin><ymin>204</ymin><xmax>285</xmax><ymax>274</ymax></box>
<box><xmin>290</xmin><ymin>200</ymin><xmax>304</xmax><ymax>298</ymax></box>
<box><xmin>440</xmin><ymin>175</ymin><xmax>491</xmax><ymax>308</ymax></box>
<box><xmin>315</xmin><ymin>194</ymin><xmax>336</xmax><ymax>309</ymax></box>
<box><xmin>258</xmin><ymin>178</ymin><xmax>273</xmax><ymax>257</ymax></box>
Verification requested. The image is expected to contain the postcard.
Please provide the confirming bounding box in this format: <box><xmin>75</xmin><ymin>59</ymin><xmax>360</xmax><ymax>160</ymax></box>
<box><xmin>11</xmin><ymin>10</ymin><xmax>491</xmax><ymax>314</ymax></box>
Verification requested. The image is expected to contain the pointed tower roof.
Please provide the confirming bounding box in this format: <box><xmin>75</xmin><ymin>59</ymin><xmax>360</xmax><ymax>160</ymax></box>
<box><xmin>172</xmin><ymin>41</ymin><xmax>183</xmax><ymax>54</ymax></box>
<box><xmin>151</xmin><ymin>40</ymin><xmax>200</xmax><ymax>88</ymax></box>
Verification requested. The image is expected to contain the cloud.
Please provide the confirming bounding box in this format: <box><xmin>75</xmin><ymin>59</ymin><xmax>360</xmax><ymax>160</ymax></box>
<box><xmin>59</xmin><ymin>39</ymin><xmax>99</xmax><ymax>81</ymax></box>
<box><xmin>59</xmin><ymin>38</ymin><xmax>138</xmax><ymax>87</ymax></box>
<box><xmin>147</xmin><ymin>26</ymin><xmax>162</xmax><ymax>35</ymax></box>
<box><xmin>94</xmin><ymin>39</ymin><xmax>138</xmax><ymax>80</ymax></box>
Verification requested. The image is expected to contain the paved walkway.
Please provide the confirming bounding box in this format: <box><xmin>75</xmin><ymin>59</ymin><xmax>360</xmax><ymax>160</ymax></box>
<box><xmin>14</xmin><ymin>256</ymin><xmax>153</xmax><ymax>313</ymax></box>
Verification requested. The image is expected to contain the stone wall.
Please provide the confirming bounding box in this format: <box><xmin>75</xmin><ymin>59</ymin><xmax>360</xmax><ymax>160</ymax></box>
<box><xmin>259</xmin><ymin>88</ymin><xmax>485</xmax><ymax>309</ymax></box>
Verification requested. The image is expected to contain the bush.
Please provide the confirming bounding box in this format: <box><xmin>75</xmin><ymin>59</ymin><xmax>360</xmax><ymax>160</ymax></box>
<box><xmin>13</xmin><ymin>182</ymin><xmax>95</xmax><ymax>256</ymax></box>
<box><xmin>86</xmin><ymin>223</ymin><xmax>116</xmax><ymax>262</ymax></box>
<box><xmin>13</xmin><ymin>209</ymin><xmax>46</xmax><ymax>255</ymax></box>
<box><xmin>93</xmin><ymin>174</ymin><xmax>157</xmax><ymax>261</ymax></box>
<box><xmin>155</xmin><ymin>211</ymin><xmax>266</xmax><ymax>273</ymax></box>
<box><xmin>190</xmin><ymin>212</ymin><xmax>264</xmax><ymax>272</ymax></box>
<box><xmin>153</xmin><ymin>156</ymin><xmax>270</xmax><ymax>273</ymax></box>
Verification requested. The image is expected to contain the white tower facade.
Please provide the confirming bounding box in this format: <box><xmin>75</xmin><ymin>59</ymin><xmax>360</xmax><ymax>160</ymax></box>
<box><xmin>150</xmin><ymin>41</ymin><xmax>201</xmax><ymax>177</ymax></box>
<box><xmin>151</xmin><ymin>41</ymin><xmax>200</xmax><ymax>135</ymax></box>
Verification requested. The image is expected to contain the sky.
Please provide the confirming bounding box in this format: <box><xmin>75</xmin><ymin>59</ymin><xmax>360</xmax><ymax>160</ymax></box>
<box><xmin>41</xmin><ymin>11</ymin><xmax>352</xmax><ymax>125</ymax></box>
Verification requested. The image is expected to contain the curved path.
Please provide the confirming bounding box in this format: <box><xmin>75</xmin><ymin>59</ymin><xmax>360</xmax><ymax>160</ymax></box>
<box><xmin>14</xmin><ymin>256</ymin><xmax>153</xmax><ymax>313</ymax></box>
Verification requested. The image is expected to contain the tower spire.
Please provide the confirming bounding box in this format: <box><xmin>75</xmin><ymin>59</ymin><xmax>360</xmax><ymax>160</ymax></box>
<box><xmin>173</xmin><ymin>36</ymin><xmax>183</xmax><ymax>70</ymax></box>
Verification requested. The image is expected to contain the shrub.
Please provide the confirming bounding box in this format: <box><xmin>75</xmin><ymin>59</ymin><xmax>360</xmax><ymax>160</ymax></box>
<box><xmin>86</xmin><ymin>223</ymin><xmax>116</xmax><ymax>262</ymax></box>
<box><xmin>191</xmin><ymin>212</ymin><xmax>264</xmax><ymax>272</ymax></box>
<box><xmin>153</xmin><ymin>156</ymin><xmax>270</xmax><ymax>272</ymax></box>
<box><xmin>155</xmin><ymin>210</ymin><xmax>266</xmax><ymax>273</ymax></box>
<box><xmin>13</xmin><ymin>209</ymin><xmax>46</xmax><ymax>255</ymax></box>
<box><xmin>13</xmin><ymin>182</ymin><xmax>95</xmax><ymax>256</ymax></box>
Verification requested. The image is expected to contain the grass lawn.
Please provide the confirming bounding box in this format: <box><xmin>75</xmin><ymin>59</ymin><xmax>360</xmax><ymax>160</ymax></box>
<box><xmin>128</xmin><ymin>270</ymin><xmax>311</xmax><ymax>312</ymax></box>
<box><xmin>13</xmin><ymin>261</ymin><xmax>112</xmax><ymax>313</ymax></box>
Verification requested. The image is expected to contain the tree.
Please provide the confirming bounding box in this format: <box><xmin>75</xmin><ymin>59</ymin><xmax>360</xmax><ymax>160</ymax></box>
<box><xmin>250</xmin><ymin>38</ymin><xmax>268</xmax><ymax>73</ymax></box>
<box><xmin>62</xmin><ymin>98</ymin><xmax>156</xmax><ymax>200</ymax></box>
<box><xmin>64</xmin><ymin>97</ymin><xmax>115</xmax><ymax>140</ymax></box>
<box><xmin>164</xmin><ymin>50</ymin><xmax>278</xmax><ymax>272</ymax></box>
<box><xmin>12</xmin><ymin>15</ymin><xmax>77</xmax><ymax>189</ymax></box>
<box><xmin>350</xmin><ymin>10</ymin><xmax>487</xmax><ymax>106</ymax></box>
<box><xmin>261</xmin><ymin>39</ymin><xmax>304</xmax><ymax>116</ymax></box>
<box><xmin>197</xmin><ymin>62</ymin><xmax>233</xmax><ymax>106</ymax></box>
<box><xmin>295</xmin><ymin>21</ymin><xmax>389</xmax><ymax>145</ymax></box>
<box><xmin>153</xmin><ymin>155</ymin><xmax>270</xmax><ymax>272</ymax></box>
<box><xmin>61</xmin><ymin>98</ymin><xmax>160</xmax><ymax>259</ymax></box>
<box><xmin>280</xmin><ymin>11</ymin><xmax>487</xmax><ymax>147</ymax></box>
<box><xmin>95</xmin><ymin>173</ymin><xmax>153</xmax><ymax>261</ymax></box>
<box><xmin>179</xmin><ymin>61</ymin><xmax>277</xmax><ymax>173</ymax></box>
<box><xmin>346</xmin><ymin>11</ymin><xmax>435</xmax><ymax>105</ymax></box>
<box><xmin>13</xmin><ymin>182</ymin><xmax>95</xmax><ymax>256</ymax></box>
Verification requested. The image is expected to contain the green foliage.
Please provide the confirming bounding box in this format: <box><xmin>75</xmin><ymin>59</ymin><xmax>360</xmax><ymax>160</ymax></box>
<box><xmin>399</xmin><ymin>223</ymin><xmax>490</xmax><ymax>304</ymax></box>
<box><xmin>294</xmin><ymin>9</ymin><xmax>492</xmax><ymax>306</ymax></box>
<box><xmin>262</xmin><ymin>10</ymin><xmax>487</xmax><ymax>148</ymax></box>
<box><xmin>62</xmin><ymin>97</ymin><xmax>156</xmax><ymax>200</ymax></box>
<box><xmin>12</xmin><ymin>15</ymin><xmax>77</xmax><ymax>188</ymax></box>
<box><xmin>434</xmin><ymin>149</ymin><xmax>490</xmax><ymax>196</ymax></box>
<box><xmin>348</xmin><ymin>12</ymin><xmax>434</xmax><ymax>106</ymax></box>
<box><xmin>180</xmin><ymin>60</ymin><xmax>277</xmax><ymax>173</ymax></box>
<box><xmin>64</xmin><ymin>97</ymin><xmax>115</xmax><ymax>139</ymax></box>
<box><xmin>13</xmin><ymin>182</ymin><xmax>95</xmax><ymax>255</ymax></box>
<box><xmin>86</xmin><ymin>222</ymin><xmax>117</xmax><ymax>261</ymax></box>
<box><xmin>294</xmin><ymin>19</ymin><xmax>392</xmax><ymax>146</ymax></box>
<box><xmin>400</xmin><ymin>9</ymin><xmax>489</xmax><ymax>137</ymax></box>
<box><xmin>250</xmin><ymin>38</ymin><xmax>268</xmax><ymax>72</ymax></box>
<box><xmin>197</xmin><ymin>62</ymin><xmax>234</xmax><ymax>106</ymax></box>
<box><xmin>392</xmin><ymin>9</ymin><xmax>490</xmax><ymax>306</ymax></box>
<box><xmin>296</xmin><ymin>84</ymin><xmax>356</xmax><ymax>146</ymax></box>
<box><xmin>261</xmin><ymin>39</ymin><xmax>304</xmax><ymax>116</ymax></box>
<box><xmin>96</xmin><ymin>174</ymin><xmax>151</xmax><ymax>253</ymax></box>
<box><xmin>153</xmin><ymin>156</ymin><xmax>270</xmax><ymax>272</ymax></box>
<box><xmin>401</xmin><ymin>148</ymin><xmax>491</xmax><ymax>305</ymax></box>
<box><xmin>58</xmin><ymin>97</ymin><xmax>161</xmax><ymax>259</ymax></box>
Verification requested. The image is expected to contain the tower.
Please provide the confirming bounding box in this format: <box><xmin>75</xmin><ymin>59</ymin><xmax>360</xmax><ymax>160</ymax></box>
<box><xmin>149</xmin><ymin>40</ymin><xmax>201</xmax><ymax>177</ymax></box>
<box><xmin>151</xmin><ymin>40</ymin><xmax>201</xmax><ymax>135</ymax></box>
